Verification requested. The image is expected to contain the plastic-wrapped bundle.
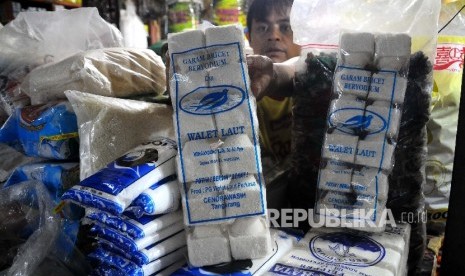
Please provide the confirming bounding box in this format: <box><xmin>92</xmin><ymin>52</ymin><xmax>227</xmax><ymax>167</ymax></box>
<box><xmin>168</xmin><ymin>25</ymin><xmax>271</xmax><ymax>267</ymax></box>
<box><xmin>313</xmin><ymin>32</ymin><xmax>412</xmax><ymax>233</ymax></box>
<box><xmin>21</xmin><ymin>48</ymin><xmax>166</xmax><ymax>105</ymax></box>
<box><xmin>289</xmin><ymin>52</ymin><xmax>337</xmax><ymax>231</ymax></box>
<box><xmin>387</xmin><ymin>52</ymin><xmax>432</xmax><ymax>274</ymax></box>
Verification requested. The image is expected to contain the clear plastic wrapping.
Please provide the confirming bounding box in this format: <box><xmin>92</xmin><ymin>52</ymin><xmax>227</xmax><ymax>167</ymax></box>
<box><xmin>289</xmin><ymin>0</ymin><xmax>440</xmax><ymax>272</ymax></box>
<box><xmin>64</xmin><ymin>90</ymin><xmax>175</xmax><ymax>180</ymax></box>
<box><xmin>0</xmin><ymin>181</ymin><xmax>89</xmax><ymax>276</ymax></box>
<box><xmin>314</xmin><ymin>32</ymin><xmax>412</xmax><ymax>233</ymax></box>
<box><xmin>168</xmin><ymin>25</ymin><xmax>271</xmax><ymax>267</ymax></box>
<box><xmin>21</xmin><ymin>48</ymin><xmax>166</xmax><ymax>105</ymax></box>
<box><xmin>0</xmin><ymin>8</ymin><xmax>123</xmax><ymax>115</ymax></box>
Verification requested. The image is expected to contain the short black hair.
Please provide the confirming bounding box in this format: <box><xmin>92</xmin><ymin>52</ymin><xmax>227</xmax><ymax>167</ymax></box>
<box><xmin>246</xmin><ymin>0</ymin><xmax>294</xmax><ymax>40</ymax></box>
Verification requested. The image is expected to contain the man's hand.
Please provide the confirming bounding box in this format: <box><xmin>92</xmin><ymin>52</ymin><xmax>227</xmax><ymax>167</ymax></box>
<box><xmin>247</xmin><ymin>55</ymin><xmax>296</xmax><ymax>100</ymax></box>
<box><xmin>247</xmin><ymin>55</ymin><xmax>274</xmax><ymax>100</ymax></box>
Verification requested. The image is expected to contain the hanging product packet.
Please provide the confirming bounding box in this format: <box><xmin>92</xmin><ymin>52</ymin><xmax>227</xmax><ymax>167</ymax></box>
<box><xmin>61</xmin><ymin>138</ymin><xmax>177</xmax><ymax>215</ymax></box>
<box><xmin>425</xmin><ymin>1</ymin><xmax>465</xmax><ymax>232</ymax></box>
<box><xmin>289</xmin><ymin>0</ymin><xmax>440</xmax><ymax>273</ymax></box>
<box><xmin>168</xmin><ymin>24</ymin><xmax>271</xmax><ymax>267</ymax></box>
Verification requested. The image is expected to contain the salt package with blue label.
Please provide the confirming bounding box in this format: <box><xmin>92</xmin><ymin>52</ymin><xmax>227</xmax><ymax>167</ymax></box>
<box><xmin>265</xmin><ymin>224</ymin><xmax>411</xmax><ymax>276</ymax></box>
<box><xmin>126</xmin><ymin>175</ymin><xmax>180</xmax><ymax>217</ymax></box>
<box><xmin>168</xmin><ymin>24</ymin><xmax>271</xmax><ymax>266</ymax></box>
<box><xmin>61</xmin><ymin>138</ymin><xmax>177</xmax><ymax>215</ymax></box>
<box><xmin>316</xmin><ymin>32</ymin><xmax>411</xmax><ymax>232</ymax></box>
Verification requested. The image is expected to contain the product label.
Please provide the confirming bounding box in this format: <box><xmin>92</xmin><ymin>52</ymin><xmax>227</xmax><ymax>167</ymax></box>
<box><xmin>78</xmin><ymin>139</ymin><xmax>176</xmax><ymax>195</ymax></box>
<box><xmin>329</xmin><ymin>108</ymin><xmax>387</xmax><ymax>136</ymax></box>
<box><xmin>172</xmin><ymin>41</ymin><xmax>265</xmax><ymax>224</ymax></box>
<box><xmin>309</xmin><ymin>232</ymin><xmax>385</xmax><ymax>267</ymax></box>
<box><xmin>318</xmin><ymin>62</ymin><xmax>401</xmax><ymax>224</ymax></box>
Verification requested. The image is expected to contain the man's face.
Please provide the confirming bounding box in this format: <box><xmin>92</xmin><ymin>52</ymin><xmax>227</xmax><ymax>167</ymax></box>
<box><xmin>249</xmin><ymin>8</ymin><xmax>301</xmax><ymax>63</ymax></box>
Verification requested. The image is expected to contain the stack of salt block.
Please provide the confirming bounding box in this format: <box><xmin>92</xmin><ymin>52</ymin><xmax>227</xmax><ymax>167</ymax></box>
<box><xmin>265</xmin><ymin>223</ymin><xmax>411</xmax><ymax>276</ymax></box>
<box><xmin>317</xmin><ymin>32</ymin><xmax>411</xmax><ymax>231</ymax></box>
<box><xmin>168</xmin><ymin>25</ymin><xmax>271</xmax><ymax>267</ymax></box>
<box><xmin>61</xmin><ymin>139</ymin><xmax>187</xmax><ymax>275</ymax></box>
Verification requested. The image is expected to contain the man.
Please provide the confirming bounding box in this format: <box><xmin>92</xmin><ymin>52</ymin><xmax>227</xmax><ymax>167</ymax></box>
<box><xmin>246</xmin><ymin>0</ymin><xmax>301</xmax><ymax>163</ymax></box>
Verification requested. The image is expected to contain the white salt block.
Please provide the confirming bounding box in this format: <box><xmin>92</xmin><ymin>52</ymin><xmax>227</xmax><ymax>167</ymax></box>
<box><xmin>170</xmin><ymin>71</ymin><xmax>208</xmax><ymax>99</ymax></box>
<box><xmin>367</xmin><ymin>72</ymin><xmax>408</xmax><ymax>104</ymax></box>
<box><xmin>182</xmin><ymin>182</ymin><xmax>225</xmax><ymax>224</ymax></box>
<box><xmin>187</xmin><ymin>224</ymin><xmax>232</xmax><ymax>267</ymax></box>
<box><xmin>351</xmin><ymin>167</ymin><xmax>389</xmax><ymax>199</ymax></box>
<box><xmin>219</xmin><ymin>134</ymin><xmax>261</xmax><ymax>176</ymax></box>
<box><xmin>228</xmin><ymin>217</ymin><xmax>272</xmax><ymax>260</ymax></box>
<box><xmin>339</xmin><ymin>32</ymin><xmax>375</xmax><ymax>67</ymax></box>
<box><xmin>168</xmin><ymin>29</ymin><xmax>206</xmax><ymax>54</ymax></box>
<box><xmin>355</xmin><ymin>139</ymin><xmax>395</xmax><ymax>171</ymax></box>
<box><xmin>168</xmin><ymin>30</ymin><xmax>208</xmax><ymax>100</ymax></box>
<box><xmin>322</xmin><ymin>133</ymin><xmax>358</xmax><ymax>163</ymax></box>
<box><xmin>374</xmin><ymin>33</ymin><xmax>411</xmax><ymax>71</ymax></box>
<box><xmin>333</xmin><ymin>67</ymin><xmax>372</xmax><ymax>98</ymax></box>
<box><xmin>180</xmin><ymin>139</ymin><xmax>221</xmax><ymax>183</ymax></box>
<box><xmin>205</xmin><ymin>25</ymin><xmax>245</xmax><ymax>60</ymax></box>
<box><xmin>223</xmin><ymin>175</ymin><xmax>266</xmax><ymax>217</ymax></box>
<box><xmin>328</xmin><ymin>95</ymin><xmax>366</xmax><ymax>136</ymax></box>
<box><xmin>213</xmin><ymin>94</ymin><xmax>258</xmax><ymax>143</ymax></box>
<box><xmin>364</xmin><ymin>102</ymin><xmax>402</xmax><ymax>140</ymax></box>
<box><xmin>318</xmin><ymin>165</ymin><xmax>353</xmax><ymax>193</ymax></box>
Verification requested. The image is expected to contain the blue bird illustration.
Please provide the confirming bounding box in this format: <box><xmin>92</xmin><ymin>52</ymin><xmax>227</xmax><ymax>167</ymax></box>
<box><xmin>341</xmin><ymin>114</ymin><xmax>373</xmax><ymax>130</ymax></box>
<box><xmin>191</xmin><ymin>89</ymin><xmax>229</xmax><ymax>111</ymax></box>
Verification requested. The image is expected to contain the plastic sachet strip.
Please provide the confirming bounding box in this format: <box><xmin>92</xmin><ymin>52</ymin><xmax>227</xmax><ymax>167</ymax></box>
<box><xmin>97</xmin><ymin>231</ymin><xmax>187</xmax><ymax>265</ymax></box>
<box><xmin>89</xmin><ymin>246</ymin><xmax>187</xmax><ymax>276</ymax></box>
<box><xmin>85</xmin><ymin>209</ymin><xmax>183</xmax><ymax>239</ymax></box>
<box><xmin>61</xmin><ymin>138</ymin><xmax>177</xmax><ymax>215</ymax></box>
<box><xmin>91</xmin><ymin>221</ymin><xmax>184</xmax><ymax>252</ymax></box>
<box><xmin>126</xmin><ymin>175</ymin><xmax>180</xmax><ymax>218</ymax></box>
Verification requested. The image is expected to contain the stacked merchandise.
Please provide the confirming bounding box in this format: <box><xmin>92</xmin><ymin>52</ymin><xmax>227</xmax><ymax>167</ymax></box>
<box><xmin>0</xmin><ymin>9</ymin><xmax>179</xmax><ymax>275</ymax></box>
<box><xmin>316</xmin><ymin>32</ymin><xmax>411</xmax><ymax>232</ymax></box>
<box><xmin>168</xmin><ymin>24</ymin><xmax>271</xmax><ymax>267</ymax></box>
<box><xmin>62</xmin><ymin>138</ymin><xmax>188</xmax><ymax>275</ymax></box>
<box><xmin>266</xmin><ymin>224</ymin><xmax>411</xmax><ymax>276</ymax></box>
<box><xmin>289</xmin><ymin>0</ymin><xmax>440</xmax><ymax>274</ymax></box>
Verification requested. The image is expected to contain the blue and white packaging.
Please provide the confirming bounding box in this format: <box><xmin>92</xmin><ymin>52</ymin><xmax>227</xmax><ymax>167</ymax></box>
<box><xmin>4</xmin><ymin>162</ymin><xmax>79</xmax><ymax>200</ymax></box>
<box><xmin>90</xmin><ymin>246</ymin><xmax>187</xmax><ymax>276</ymax></box>
<box><xmin>126</xmin><ymin>175</ymin><xmax>180</xmax><ymax>217</ymax></box>
<box><xmin>0</xmin><ymin>101</ymin><xmax>79</xmax><ymax>160</ymax></box>
<box><xmin>91</xmin><ymin>221</ymin><xmax>185</xmax><ymax>253</ymax></box>
<box><xmin>85</xmin><ymin>209</ymin><xmax>183</xmax><ymax>239</ymax></box>
<box><xmin>168</xmin><ymin>24</ymin><xmax>267</xmax><ymax>225</ymax></box>
<box><xmin>99</xmin><ymin>230</ymin><xmax>187</xmax><ymax>265</ymax></box>
<box><xmin>316</xmin><ymin>32</ymin><xmax>411</xmax><ymax>232</ymax></box>
<box><xmin>266</xmin><ymin>226</ymin><xmax>411</xmax><ymax>276</ymax></box>
<box><xmin>168</xmin><ymin>24</ymin><xmax>270</xmax><ymax>266</ymax></box>
<box><xmin>61</xmin><ymin>138</ymin><xmax>177</xmax><ymax>215</ymax></box>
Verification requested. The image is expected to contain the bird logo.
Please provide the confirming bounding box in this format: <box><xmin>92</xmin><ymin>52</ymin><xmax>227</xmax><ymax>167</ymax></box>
<box><xmin>341</xmin><ymin>114</ymin><xmax>373</xmax><ymax>131</ymax></box>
